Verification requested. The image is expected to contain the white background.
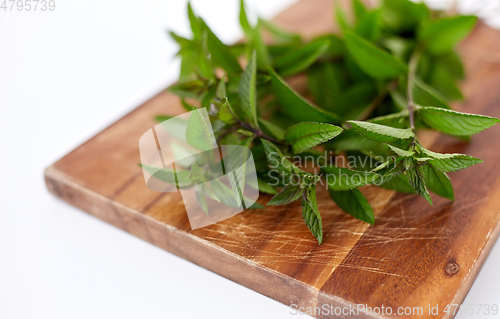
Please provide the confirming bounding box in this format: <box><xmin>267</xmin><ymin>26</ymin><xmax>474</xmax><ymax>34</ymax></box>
<box><xmin>1</xmin><ymin>1</ymin><xmax>500</xmax><ymax>318</ymax></box>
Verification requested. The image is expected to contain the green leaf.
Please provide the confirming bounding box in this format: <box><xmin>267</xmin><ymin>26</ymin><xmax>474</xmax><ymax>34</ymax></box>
<box><xmin>239</xmin><ymin>0</ymin><xmax>252</xmax><ymax>34</ymax></box>
<box><xmin>302</xmin><ymin>185</ymin><xmax>323</xmax><ymax>244</ymax></box>
<box><xmin>237</xmin><ymin>51</ymin><xmax>258</xmax><ymax>127</ymax></box>
<box><xmin>328</xmin><ymin>130</ymin><xmax>384</xmax><ymax>155</ymax></box>
<box><xmin>194</xmin><ymin>184</ymin><xmax>209</xmax><ymax>214</ymax></box>
<box><xmin>344</xmin><ymin>32</ymin><xmax>407</xmax><ymax>79</ymax></box>
<box><xmin>417</xmin><ymin>106</ymin><xmax>500</xmax><ymax>136</ymax></box>
<box><xmin>197</xmin><ymin>31</ymin><xmax>216</xmax><ymax>80</ymax></box>
<box><xmin>189</xmin><ymin>162</ymin><xmax>203</xmax><ymax>181</ymax></box>
<box><xmin>413</xmin><ymin>77</ymin><xmax>450</xmax><ymax>109</ymax></box>
<box><xmin>259</xmin><ymin>118</ymin><xmax>285</xmax><ymax>140</ymax></box>
<box><xmin>437</xmin><ymin>50</ymin><xmax>465</xmax><ymax>80</ymax></box>
<box><xmin>379</xmin><ymin>173</ymin><xmax>416</xmax><ymax>194</ymax></box>
<box><xmin>428</xmin><ymin>64</ymin><xmax>463</xmax><ymax>101</ymax></box>
<box><xmin>405</xmin><ymin>158</ymin><xmax>432</xmax><ymax>205</ymax></box>
<box><xmin>269</xmin><ymin>68</ymin><xmax>341</xmax><ymax>123</ymax></box>
<box><xmin>239</xmin><ymin>3</ymin><xmax>271</xmax><ymax>71</ymax></box>
<box><xmin>385</xmin><ymin>144</ymin><xmax>414</xmax><ymax>157</ymax></box>
<box><xmin>168</xmin><ymin>80</ymin><xmax>206</xmax><ymax>99</ymax></box>
<box><xmin>285</xmin><ymin>122</ymin><xmax>343</xmax><ymax>154</ymax></box>
<box><xmin>216</xmin><ymin>75</ymin><xmax>227</xmax><ymax>99</ymax></box>
<box><xmin>334</xmin><ymin>82</ymin><xmax>377</xmax><ymax>119</ymax></box>
<box><xmin>155</xmin><ymin>115</ymin><xmax>174</xmax><ymax>123</ymax></box>
<box><xmin>307</xmin><ymin>62</ymin><xmax>344</xmax><ymax>111</ymax></box>
<box><xmin>420</xmin><ymin>147</ymin><xmax>483</xmax><ymax>172</ymax></box>
<box><xmin>380</xmin><ymin>0</ymin><xmax>429</xmax><ymax>32</ymax></box>
<box><xmin>352</xmin><ymin>0</ymin><xmax>367</xmax><ymax>21</ymax></box>
<box><xmin>259</xmin><ymin>19</ymin><xmax>301</xmax><ymax>45</ymax></box>
<box><xmin>252</xmin><ymin>20</ymin><xmax>272</xmax><ymax>70</ymax></box>
<box><xmin>274</xmin><ymin>40</ymin><xmax>330</xmax><ymax>77</ymax></box>
<box><xmin>257</xmin><ymin>178</ymin><xmax>278</xmax><ymax>195</ymax></box>
<box><xmin>354</xmin><ymin>9</ymin><xmax>381</xmax><ymax>42</ymax></box>
<box><xmin>248</xmin><ymin>202</ymin><xmax>266</xmax><ymax>209</ymax></box>
<box><xmin>187</xmin><ymin>2</ymin><xmax>202</xmax><ymax>40</ymax></box>
<box><xmin>202</xmin><ymin>20</ymin><xmax>243</xmax><ymax>75</ymax></box>
<box><xmin>422</xmin><ymin>164</ymin><xmax>454</xmax><ymax>200</ymax></box>
<box><xmin>323</xmin><ymin>166</ymin><xmax>379</xmax><ymax>191</ymax></box>
<box><xmin>348</xmin><ymin>120</ymin><xmax>414</xmax><ymax>143</ymax></box>
<box><xmin>261</xmin><ymin>139</ymin><xmax>304</xmax><ymax>179</ymax></box>
<box><xmin>328</xmin><ymin>188</ymin><xmax>374</xmax><ymax>224</ymax></box>
<box><xmin>419</xmin><ymin>16</ymin><xmax>477</xmax><ymax>55</ymax></box>
<box><xmin>334</xmin><ymin>3</ymin><xmax>350</xmax><ymax>33</ymax></box>
<box><xmin>186</xmin><ymin>108</ymin><xmax>215</xmax><ymax>151</ymax></box>
<box><xmin>369</xmin><ymin>112</ymin><xmax>408</xmax><ymax>128</ymax></box>
<box><xmin>218</xmin><ymin>98</ymin><xmax>237</xmax><ymax>125</ymax></box>
<box><xmin>268</xmin><ymin>181</ymin><xmax>304</xmax><ymax>205</ymax></box>
<box><xmin>140</xmin><ymin>164</ymin><xmax>193</xmax><ymax>189</ymax></box>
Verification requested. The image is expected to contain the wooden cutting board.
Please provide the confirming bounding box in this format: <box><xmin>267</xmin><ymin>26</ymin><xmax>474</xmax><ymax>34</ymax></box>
<box><xmin>44</xmin><ymin>0</ymin><xmax>500</xmax><ymax>318</ymax></box>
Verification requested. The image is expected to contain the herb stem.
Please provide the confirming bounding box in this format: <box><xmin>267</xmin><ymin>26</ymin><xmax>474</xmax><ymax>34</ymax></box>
<box><xmin>407</xmin><ymin>48</ymin><xmax>422</xmax><ymax>144</ymax></box>
<box><xmin>224</xmin><ymin>99</ymin><xmax>282</xmax><ymax>144</ymax></box>
<box><xmin>239</xmin><ymin>121</ymin><xmax>281</xmax><ymax>144</ymax></box>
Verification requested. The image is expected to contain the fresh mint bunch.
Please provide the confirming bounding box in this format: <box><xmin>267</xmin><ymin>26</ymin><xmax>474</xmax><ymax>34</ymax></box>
<box><xmin>161</xmin><ymin>0</ymin><xmax>499</xmax><ymax>244</ymax></box>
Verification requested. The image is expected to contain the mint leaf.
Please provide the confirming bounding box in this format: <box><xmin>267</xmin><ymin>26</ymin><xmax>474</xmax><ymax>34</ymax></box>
<box><xmin>334</xmin><ymin>82</ymin><xmax>377</xmax><ymax>120</ymax></box>
<box><xmin>168</xmin><ymin>80</ymin><xmax>206</xmax><ymax>99</ymax></box>
<box><xmin>428</xmin><ymin>64</ymin><xmax>463</xmax><ymax>101</ymax></box>
<box><xmin>194</xmin><ymin>184</ymin><xmax>209</xmax><ymax>214</ymax></box>
<box><xmin>257</xmin><ymin>178</ymin><xmax>278</xmax><ymax>195</ymax></box>
<box><xmin>352</xmin><ymin>0</ymin><xmax>367</xmax><ymax>21</ymax></box>
<box><xmin>274</xmin><ymin>40</ymin><xmax>330</xmax><ymax>77</ymax></box>
<box><xmin>405</xmin><ymin>158</ymin><xmax>432</xmax><ymax>205</ymax></box>
<box><xmin>268</xmin><ymin>181</ymin><xmax>304</xmax><ymax>205</ymax></box>
<box><xmin>328</xmin><ymin>188</ymin><xmax>374</xmax><ymax>224</ymax></box>
<box><xmin>261</xmin><ymin>139</ymin><xmax>304</xmax><ymax>179</ymax></box>
<box><xmin>344</xmin><ymin>32</ymin><xmax>407</xmax><ymax>79</ymax></box>
<box><xmin>259</xmin><ymin>18</ymin><xmax>301</xmax><ymax>45</ymax></box>
<box><xmin>302</xmin><ymin>185</ymin><xmax>323</xmax><ymax>244</ymax></box>
<box><xmin>285</xmin><ymin>122</ymin><xmax>343</xmax><ymax>154</ymax></box>
<box><xmin>269</xmin><ymin>68</ymin><xmax>341</xmax><ymax>123</ymax></box>
<box><xmin>348</xmin><ymin>120</ymin><xmax>414</xmax><ymax>143</ymax></box>
<box><xmin>335</xmin><ymin>3</ymin><xmax>350</xmax><ymax>33</ymax></box>
<box><xmin>202</xmin><ymin>20</ymin><xmax>243</xmax><ymax>75</ymax></box>
<box><xmin>259</xmin><ymin>118</ymin><xmax>285</xmax><ymax>140</ymax></box>
<box><xmin>186</xmin><ymin>108</ymin><xmax>215</xmax><ymax>151</ymax></box>
<box><xmin>379</xmin><ymin>174</ymin><xmax>416</xmax><ymax>194</ymax></box>
<box><xmin>187</xmin><ymin>2</ymin><xmax>202</xmax><ymax>40</ymax></box>
<box><xmin>140</xmin><ymin>164</ymin><xmax>193</xmax><ymax>189</ymax></box>
<box><xmin>323</xmin><ymin>166</ymin><xmax>379</xmax><ymax>191</ymax></box>
<box><xmin>238</xmin><ymin>51</ymin><xmax>258</xmax><ymax>127</ymax></box>
<box><xmin>417</xmin><ymin>106</ymin><xmax>500</xmax><ymax>136</ymax></box>
<box><xmin>385</xmin><ymin>144</ymin><xmax>414</xmax><ymax>157</ymax></box>
<box><xmin>239</xmin><ymin>0</ymin><xmax>252</xmax><ymax>34</ymax></box>
<box><xmin>420</xmin><ymin>147</ymin><xmax>483</xmax><ymax>172</ymax></box>
<box><xmin>419</xmin><ymin>16</ymin><xmax>477</xmax><ymax>55</ymax></box>
<box><xmin>413</xmin><ymin>77</ymin><xmax>450</xmax><ymax>109</ymax></box>
<box><xmin>354</xmin><ymin>9</ymin><xmax>381</xmax><ymax>42</ymax></box>
<box><xmin>307</xmin><ymin>62</ymin><xmax>343</xmax><ymax>111</ymax></box>
<box><xmin>216</xmin><ymin>75</ymin><xmax>227</xmax><ymax>99</ymax></box>
<box><xmin>380</xmin><ymin>0</ymin><xmax>429</xmax><ymax>32</ymax></box>
<box><xmin>368</xmin><ymin>112</ymin><xmax>408</xmax><ymax>128</ymax></box>
<box><xmin>422</xmin><ymin>164</ymin><xmax>454</xmax><ymax>200</ymax></box>
<box><xmin>218</xmin><ymin>100</ymin><xmax>237</xmax><ymax>125</ymax></box>
<box><xmin>155</xmin><ymin>115</ymin><xmax>174</xmax><ymax>123</ymax></box>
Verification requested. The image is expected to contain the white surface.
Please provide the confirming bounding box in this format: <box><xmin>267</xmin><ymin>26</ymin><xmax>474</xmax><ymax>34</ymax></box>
<box><xmin>0</xmin><ymin>1</ymin><xmax>499</xmax><ymax>319</ymax></box>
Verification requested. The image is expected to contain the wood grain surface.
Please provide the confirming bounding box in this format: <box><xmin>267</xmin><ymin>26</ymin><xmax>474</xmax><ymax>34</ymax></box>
<box><xmin>44</xmin><ymin>0</ymin><xmax>500</xmax><ymax>318</ymax></box>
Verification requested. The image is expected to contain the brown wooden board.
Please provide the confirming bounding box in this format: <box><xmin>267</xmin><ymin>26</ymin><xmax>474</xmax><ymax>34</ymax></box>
<box><xmin>44</xmin><ymin>0</ymin><xmax>500</xmax><ymax>318</ymax></box>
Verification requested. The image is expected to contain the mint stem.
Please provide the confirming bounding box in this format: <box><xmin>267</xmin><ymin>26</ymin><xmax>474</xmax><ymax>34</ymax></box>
<box><xmin>407</xmin><ymin>48</ymin><xmax>421</xmax><ymax>145</ymax></box>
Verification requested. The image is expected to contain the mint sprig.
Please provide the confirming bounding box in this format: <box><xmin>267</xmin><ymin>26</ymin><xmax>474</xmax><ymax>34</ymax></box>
<box><xmin>157</xmin><ymin>0</ymin><xmax>499</xmax><ymax>244</ymax></box>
